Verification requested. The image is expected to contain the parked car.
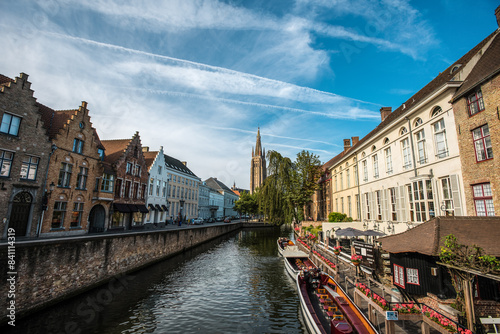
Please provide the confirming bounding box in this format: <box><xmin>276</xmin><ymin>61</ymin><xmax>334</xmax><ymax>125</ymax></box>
<box><xmin>207</xmin><ymin>217</ymin><xmax>216</xmax><ymax>223</ymax></box>
<box><xmin>216</xmin><ymin>217</ymin><xmax>223</xmax><ymax>222</ymax></box>
<box><xmin>224</xmin><ymin>217</ymin><xmax>231</xmax><ymax>223</ymax></box>
<box><xmin>192</xmin><ymin>218</ymin><xmax>204</xmax><ymax>225</ymax></box>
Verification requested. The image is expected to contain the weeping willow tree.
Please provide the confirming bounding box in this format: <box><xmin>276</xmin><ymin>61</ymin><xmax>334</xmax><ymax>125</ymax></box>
<box><xmin>258</xmin><ymin>150</ymin><xmax>322</xmax><ymax>225</ymax></box>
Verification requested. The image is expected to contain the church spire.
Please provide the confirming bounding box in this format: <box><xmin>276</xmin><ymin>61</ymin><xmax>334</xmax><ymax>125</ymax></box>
<box><xmin>255</xmin><ymin>127</ymin><xmax>262</xmax><ymax>156</ymax></box>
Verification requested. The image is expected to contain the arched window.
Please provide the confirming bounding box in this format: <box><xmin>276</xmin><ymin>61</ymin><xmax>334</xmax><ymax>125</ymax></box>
<box><xmin>383</xmin><ymin>137</ymin><xmax>390</xmax><ymax>145</ymax></box>
<box><xmin>414</xmin><ymin>118</ymin><xmax>423</xmax><ymax>127</ymax></box>
<box><xmin>371</xmin><ymin>145</ymin><xmax>376</xmax><ymax>152</ymax></box>
<box><xmin>400</xmin><ymin>127</ymin><xmax>408</xmax><ymax>135</ymax></box>
<box><xmin>431</xmin><ymin>106</ymin><xmax>442</xmax><ymax>117</ymax></box>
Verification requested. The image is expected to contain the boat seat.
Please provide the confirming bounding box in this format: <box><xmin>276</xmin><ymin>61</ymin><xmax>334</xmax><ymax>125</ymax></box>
<box><xmin>317</xmin><ymin>288</ymin><xmax>326</xmax><ymax>294</ymax></box>
<box><xmin>333</xmin><ymin>311</ymin><xmax>343</xmax><ymax>320</ymax></box>
<box><xmin>328</xmin><ymin>306</ymin><xmax>337</xmax><ymax>312</ymax></box>
<box><xmin>326</xmin><ymin>311</ymin><xmax>334</xmax><ymax>318</ymax></box>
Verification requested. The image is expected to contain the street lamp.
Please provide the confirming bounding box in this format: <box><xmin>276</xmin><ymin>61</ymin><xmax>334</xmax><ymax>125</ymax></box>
<box><xmin>179</xmin><ymin>198</ymin><xmax>185</xmax><ymax>224</ymax></box>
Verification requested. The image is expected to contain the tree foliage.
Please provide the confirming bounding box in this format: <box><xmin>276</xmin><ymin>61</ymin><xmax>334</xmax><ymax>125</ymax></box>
<box><xmin>233</xmin><ymin>191</ymin><xmax>258</xmax><ymax>218</ymax></box>
<box><xmin>258</xmin><ymin>150</ymin><xmax>322</xmax><ymax>225</ymax></box>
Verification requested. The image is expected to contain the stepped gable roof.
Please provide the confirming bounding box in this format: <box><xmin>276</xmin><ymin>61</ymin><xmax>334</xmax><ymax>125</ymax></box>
<box><xmin>205</xmin><ymin>177</ymin><xmax>237</xmax><ymax>195</ymax></box>
<box><xmin>143</xmin><ymin>151</ymin><xmax>159</xmax><ymax>170</ymax></box>
<box><xmin>0</xmin><ymin>74</ymin><xmax>14</xmax><ymax>86</ymax></box>
<box><xmin>37</xmin><ymin>102</ymin><xmax>77</xmax><ymax>139</ymax></box>
<box><xmin>453</xmin><ymin>31</ymin><xmax>500</xmax><ymax>100</ymax></box>
<box><xmin>101</xmin><ymin>138</ymin><xmax>131</xmax><ymax>164</ymax></box>
<box><xmin>164</xmin><ymin>154</ymin><xmax>197</xmax><ymax>177</ymax></box>
<box><xmin>349</xmin><ymin>30</ymin><xmax>498</xmax><ymax>154</ymax></box>
<box><xmin>379</xmin><ymin>216</ymin><xmax>500</xmax><ymax>257</ymax></box>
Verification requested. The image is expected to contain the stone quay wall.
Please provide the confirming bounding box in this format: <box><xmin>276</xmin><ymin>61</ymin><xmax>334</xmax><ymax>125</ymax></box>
<box><xmin>0</xmin><ymin>223</ymin><xmax>242</xmax><ymax>323</ymax></box>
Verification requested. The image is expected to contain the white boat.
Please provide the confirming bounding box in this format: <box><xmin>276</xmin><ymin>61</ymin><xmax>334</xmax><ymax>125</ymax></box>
<box><xmin>277</xmin><ymin>237</ymin><xmax>294</xmax><ymax>256</ymax></box>
<box><xmin>282</xmin><ymin>246</ymin><xmax>316</xmax><ymax>280</ymax></box>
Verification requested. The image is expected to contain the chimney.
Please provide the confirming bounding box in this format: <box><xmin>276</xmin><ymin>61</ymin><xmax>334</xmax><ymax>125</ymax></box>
<box><xmin>343</xmin><ymin>139</ymin><xmax>351</xmax><ymax>152</ymax></box>
<box><xmin>351</xmin><ymin>136</ymin><xmax>359</xmax><ymax>146</ymax></box>
<box><xmin>142</xmin><ymin>146</ymin><xmax>149</xmax><ymax>152</ymax></box>
<box><xmin>182</xmin><ymin>161</ymin><xmax>187</xmax><ymax>166</ymax></box>
<box><xmin>380</xmin><ymin>107</ymin><xmax>392</xmax><ymax>122</ymax></box>
<box><xmin>496</xmin><ymin>5</ymin><xmax>500</xmax><ymax>28</ymax></box>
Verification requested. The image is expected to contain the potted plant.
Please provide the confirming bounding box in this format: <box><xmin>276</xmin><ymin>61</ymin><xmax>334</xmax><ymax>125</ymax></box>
<box><xmin>333</xmin><ymin>246</ymin><xmax>342</xmax><ymax>255</ymax></box>
<box><xmin>351</xmin><ymin>254</ymin><xmax>362</xmax><ymax>266</ymax></box>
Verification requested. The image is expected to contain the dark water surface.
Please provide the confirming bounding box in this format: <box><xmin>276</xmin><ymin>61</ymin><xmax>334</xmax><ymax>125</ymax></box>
<box><xmin>4</xmin><ymin>227</ymin><xmax>306</xmax><ymax>334</ymax></box>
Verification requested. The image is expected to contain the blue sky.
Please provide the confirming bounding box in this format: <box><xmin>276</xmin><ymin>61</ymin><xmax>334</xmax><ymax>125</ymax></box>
<box><xmin>0</xmin><ymin>0</ymin><xmax>498</xmax><ymax>189</ymax></box>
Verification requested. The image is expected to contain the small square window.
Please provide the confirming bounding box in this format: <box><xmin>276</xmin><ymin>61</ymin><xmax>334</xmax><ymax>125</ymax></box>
<box><xmin>0</xmin><ymin>113</ymin><xmax>21</xmax><ymax>136</ymax></box>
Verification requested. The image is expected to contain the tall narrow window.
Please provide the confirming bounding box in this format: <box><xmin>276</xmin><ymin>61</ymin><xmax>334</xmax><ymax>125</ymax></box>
<box><xmin>114</xmin><ymin>179</ymin><xmax>122</xmax><ymax>197</ymax></box>
<box><xmin>141</xmin><ymin>184</ymin><xmax>146</xmax><ymax>200</ymax></box>
<box><xmin>408</xmin><ymin>180</ymin><xmax>435</xmax><ymax>222</ymax></box>
<box><xmin>441</xmin><ymin>177</ymin><xmax>453</xmax><ymax>214</ymax></box>
<box><xmin>390</xmin><ymin>187</ymin><xmax>397</xmax><ymax>220</ymax></box>
<box><xmin>341</xmin><ymin>197</ymin><xmax>344</xmax><ymax>213</ymax></box>
<box><xmin>135</xmin><ymin>164</ymin><xmax>141</xmax><ymax>176</ymax></box>
<box><xmin>473</xmin><ymin>183</ymin><xmax>495</xmax><ymax>216</ymax></box>
<box><xmin>52</xmin><ymin>202</ymin><xmax>67</xmax><ymax>229</ymax></box>
<box><xmin>385</xmin><ymin>147</ymin><xmax>392</xmax><ymax>174</ymax></box>
<box><xmin>346</xmin><ymin>169</ymin><xmax>350</xmax><ymax>188</ymax></box>
<box><xmin>334</xmin><ymin>175</ymin><xmax>337</xmax><ymax>192</ymax></box>
<box><xmin>0</xmin><ymin>150</ymin><xmax>14</xmax><ymax>177</ymax></box>
<box><xmin>348</xmin><ymin>196</ymin><xmax>352</xmax><ymax>218</ymax></box>
<box><xmin>0</xmin><ymin>113</ymin><xmax>21</xmax><ymax>136</ymax></box>
<box><xmin>362</xmin><ymin>160</ymin><xmax>368</xmax><ymax>181</ymax></box>
<box><xmin>72</xmin><ymin>139</ymin><xmax>84</xmax><ymax>154</ymax></box>
<box><xmin>393</xmin><ymin>264</ymin><xmax>405</xmax><ymax>288</ymax></box>
<box><xmin>355</xmin><ymin>194</ymin><xmax>360</xmax><ymax>219</ymax></box>
<box><xmin>124</xmin><ymin>180</ymin><xmax>131</xmax><ymax>198</ymax></box>
<box><xmin>415</xmin><ymin>130</ymin><xmax>427</xmax><ymax>164</ymax></box>
<box><xmin>354</xmin><ymin>165</ymin><xmax>358</xmax><ymax>186</ymax></box>
<box><xmin>133</xmin><ymin>182</ymin><xmax>139</xmax><ymax>199</ymax></box>
<box><xmin>433</xmin><ymin>119</ymin><xmax>448</xmax><ymax>158</ymax></box>
<box><xmin>58</xmin><ymin>163</ymin><xmax>72</xmax><ymax>187</ymax></box>
<box><xmin>97</xmin><ymin>148</ymin><xmax>104</xmax><ymax>161</ymax></box>
<box><xmin>156</xmin><ymin>180</ymin><xmax>160</xmax><ymax>196</ymax></box>
<box><xmin>163</xmin><ymin>181</ymin><xmax>167</xmax><ymax>198</ymax></box>
<box><xmin>340</xmin><ymin>172</ymin><xmax>343</xmax><ymax>190</ymax></box>
<box><xmin>467</xmin><ymin>89</ymin><xmax>485</xmax><ymax>116</ymax></box>
<box><xmin>376</xmin><ymin>191</ymin><xmax>382</xmax><ymax>220</ymax></box>
<box><xmin>71</xmin><ymin>202</ymin><xmax>84</xmax><ymax>228</ymax></box>
<box><xmin>76</xmin><ymin>167</ymin><xmax>88</xmax><ymax>189</ymax></box>
<box><xmin>402</xmin><ymin>138</ymin><xmax>412</xmax><ymax>170</ymax></box>
<box><xmin>372</xmin><ymin>155</ymin><xmax>379</xmax><ymax>178</ymax></box>
<box><xmin>473</xmin><ymin>124</ymin><xmax>493</xmax><ymax>162</ymax></box>
<box><xmin>20</xmin><ymin>156</ymin><xmax>39</xmax><ymax>180</ymax></box>
<box><xmin>149</xmin><ymin>178</ymin><xmax>154</xmax><ymax>196</ymax></box>
<box><xmin>126</xmin><ymin>162</ymin><xmax>132</xmax><ymax>174</ymax></box>
<box><xmin>365</xmin><ymin>193</ymin><xmax>371</xmax><ymax>219</ymax></box>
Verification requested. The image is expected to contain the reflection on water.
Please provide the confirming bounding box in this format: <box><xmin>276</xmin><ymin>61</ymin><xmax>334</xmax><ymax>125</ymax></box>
<box><xmin>3</xmin><ymin>227</ymin><xmax>306</xmax><ymax>334</ymax></box>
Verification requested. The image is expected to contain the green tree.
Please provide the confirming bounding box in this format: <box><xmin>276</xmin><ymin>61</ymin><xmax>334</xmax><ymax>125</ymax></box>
<box><xmin>233</xmin><ymin>191</ymin><xmax>258</xmax><ymax>219</ymax></box>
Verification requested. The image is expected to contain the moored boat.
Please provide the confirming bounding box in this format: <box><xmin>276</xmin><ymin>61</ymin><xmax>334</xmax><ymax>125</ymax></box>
<box><xmin>282</xmin><ymin>247</ymin><xmax>316</xmax><ymax>280</ymax></box>
<box><xmin>297</xmin><ymin>269</ymin><xmax>378</xmax><ymax>334</ymax></box>
<box><xmin>277</xmin><ymin>237</ymin><xmax>294</xmax><ymax>256</ymax></box>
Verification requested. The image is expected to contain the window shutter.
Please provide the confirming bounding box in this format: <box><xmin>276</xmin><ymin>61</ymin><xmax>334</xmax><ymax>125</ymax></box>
<box><xmin>361</xmin><ymin>193</ymin><xmax>366</xmax><ymax>219</ymax></box>
<box><xmin>398</xmin><ymin>185</ymin><xmax>406</xmax><ymax>222</ymax></box>
<box><xmin>370</xmin><ymin>192</ymin><xmax>377</xmax><ymax>220</ymax></box>
<box><xmin>382</xmin><ymin>189</ymin><xmax>389</xmax><ymax>221</ymax></box>
<box><xmin>450</xmin><ymin>174</ymin><xmax>463</xmax><ymax>216</ymax></box>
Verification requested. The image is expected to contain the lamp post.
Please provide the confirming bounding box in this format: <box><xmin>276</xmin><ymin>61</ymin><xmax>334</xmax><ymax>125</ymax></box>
<box><xmin>179</xmin><ymin>198</ymin><xmax>185</xmax><ymax>225</ymax></box>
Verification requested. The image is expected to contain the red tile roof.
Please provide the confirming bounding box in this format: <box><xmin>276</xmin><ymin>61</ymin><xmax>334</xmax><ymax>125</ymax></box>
<box><xmin>143</xmin><ymin>151</ymin><xmax>159</xmax><ymax>170</ymax></box>
<box><xmin>380</xmin><ymin>216</ymin><xmax>500</xmax><ymax>257</ymax></box>
<box><xmin>100</xmin><ymin>139</ymin><xmax>132</xmax><ymax>164</ymax></box>
<box><xmin>0</xmin><ymin>74</ymin><xmax>13</xmax><ymax>86</ymax></box>
<box><xmin>37</xmin><ymin>102</ymin><xmax>77</xmax><ymax>139</ymax></box>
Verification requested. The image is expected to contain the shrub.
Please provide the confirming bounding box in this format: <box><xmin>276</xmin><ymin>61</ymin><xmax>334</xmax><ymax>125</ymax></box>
<box><xmin>328</xmin><ymin>212</ymin><xmax>346</xmax><ymax>222</ymax></box>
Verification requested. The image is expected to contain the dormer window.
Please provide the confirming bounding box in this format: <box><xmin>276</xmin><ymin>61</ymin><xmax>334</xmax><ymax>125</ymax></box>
<box><xmin>467</xmin><ymin>89</ymin><xmax>485</xmax><ymax>116</ymax></box>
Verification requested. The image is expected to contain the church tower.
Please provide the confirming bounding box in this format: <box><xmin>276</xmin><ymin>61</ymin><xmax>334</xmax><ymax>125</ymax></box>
<box><xmin>250</xmin><ymin>128</ymin><xmax>267</xmax><ymax>194</ymax></box>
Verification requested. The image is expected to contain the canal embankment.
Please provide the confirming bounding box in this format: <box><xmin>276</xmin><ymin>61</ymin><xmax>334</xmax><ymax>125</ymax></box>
<box><xmin>0</xmin><ymin>222</ymin><xmax>270</xmax><ymax>324</ymax></box>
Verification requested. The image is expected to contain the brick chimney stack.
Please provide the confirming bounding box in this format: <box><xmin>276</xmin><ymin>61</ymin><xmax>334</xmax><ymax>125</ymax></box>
<box><xmin>380</xmin><ymin>107</ymin><xmax>392</xmax><ymax>122</ymax></box>
<box><xmin>351</xmin><ymin>136</ymin><xmax>359</xmax><ymax>146</ymax></box>
<box><xmin>343</xmin><ymin>139</ymin><xmax>351</xmax><ymax>152</ymax></box>
<box><xmin>496</xmin><ymin>5</ymin><xmax>500</xmax><ymax>28</ymax></box>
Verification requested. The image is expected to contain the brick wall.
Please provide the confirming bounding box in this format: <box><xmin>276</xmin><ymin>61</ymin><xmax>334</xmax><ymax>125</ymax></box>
<box><xmin>0</xmin><ymin>223</ymin><xmax>241</xmax><ymax>323</ymax></box>
<box><xmin>453</xmin><ymin>73</ymin><xmax>500</xmax><ymax>216</ymax></box>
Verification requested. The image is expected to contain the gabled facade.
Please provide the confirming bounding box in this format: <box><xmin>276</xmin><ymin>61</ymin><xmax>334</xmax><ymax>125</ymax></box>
<box><xmin>39</xmin><ymin>101</ymin><xmax>107</xmax><ymax>236</ymax></box>
<box><xmin>208</xmin><ymin>187</ymin><xmax>224</xmax><ymax>219</ymax></box>
<box><xmin>143</xmin><ymin>146</ymin><xmax>170</xmax><ymax>224</ymax></box>
<box><xmin>0</xmin><ymin>73</ymin><xmax>52</xmax><ymax>238</ymax></box>
<box><xmin>451</xmin><ymin>24</ymin><xmax>500</xmax><ymax>217</ymax></box>
<box><xmin>198</xmin><ymin>181</ymin><xmax>211</xmax><ymax>219</ymax></box>
<box><xmin>250</xmin><ymin>128</ymin><xmax>266</xmax><ymax>194</ymax></box>
<box><xmin>205</xmin><ymin>177</ymin><xmax>239</xmax><ymax>218</ymax></box>
<box><xmin>164</xmin><ymin>155</ymin><xmax>200</xmax><ymax>221</ymax></box>
<box><xmin>101</xmin><ymin>132</ymin><xmax>149</xmax><ymax>230</ymax></box>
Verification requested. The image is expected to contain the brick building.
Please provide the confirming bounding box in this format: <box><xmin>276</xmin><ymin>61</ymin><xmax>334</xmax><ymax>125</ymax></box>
<box><xmin>101</xmin><ymin>132</ymin><xmax>149</xmax><ymax>230</ymax></box>
<box><xmin>0</xmin><ymin>73</ymin><xmax>52</xmax><ymax>238</ymax></box>
<box><xmin>451</xmin><ymin>14</ymin><xmax>500</xmax><ymax>217</ymax></box>
<box><xmin>38</xmin><ymin>101</ymin><xmax>106</xmax><ymax>236</ymax></box>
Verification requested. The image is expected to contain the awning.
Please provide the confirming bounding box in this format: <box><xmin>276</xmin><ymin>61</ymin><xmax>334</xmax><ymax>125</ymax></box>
<box><xmin>148</xmin><ymin>204</ymin><xmax>156</xmax><ymax>211</ymax></box>
<box><xmin>155</xmin><ymin>204</ymin><xmax>163</xmax><ymax>212</ymax></box>
<box><xmin>161</xmin><ymin>205</ymin><xmax>168</xmax><ymax>212</ymax></box>
<box><xmin>113</xmin><ymin>203</ymin><xmax>131</xmax><ymax>213</ymax></box>
<box><xmin>128</xmin><ymin>204</ymin><xmax>139</xmax><ymax>212</ymax></box>
<box><xmin>136</xmin><ymin>204</ymin><xmax>149</xmax><ymax>213</ymax></box>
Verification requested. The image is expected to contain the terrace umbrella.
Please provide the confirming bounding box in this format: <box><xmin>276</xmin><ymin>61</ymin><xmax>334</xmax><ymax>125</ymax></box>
<box><xmin>363</xmin><ymin>229</ymin><xmax>386</xmax><ymax>237</ymax></box>
<box><xmin>335</xmin><ymin>227</ymin><xmax>365</xmax><ymax>237</ymax></box>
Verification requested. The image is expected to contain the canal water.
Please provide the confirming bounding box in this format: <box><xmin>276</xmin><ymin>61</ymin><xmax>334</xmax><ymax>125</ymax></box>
<box><xmin>4</xmin><ymin>227</ymin><xmax>306</xmax><ymax>334</ymax></box>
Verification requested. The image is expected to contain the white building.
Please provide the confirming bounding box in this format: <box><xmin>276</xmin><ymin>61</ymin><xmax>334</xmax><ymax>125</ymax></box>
<box><xmin>209</xmin><ymin>188</ymin><xmax>224</xmax><ymax>219</ymax></box>
<box><xmin>205</xmin><ymin>177</ymin><xmax>239</xmax><ymax>218</ymax></box>
<box><xmin>164</xmin><ymin>155</ymin><xmax>201</xmax><ymax>221</ymax></box>
<box><xmin>143</xmin><ymin>146</ymin><xmax>170</xmax><ymax>224</ymax></box>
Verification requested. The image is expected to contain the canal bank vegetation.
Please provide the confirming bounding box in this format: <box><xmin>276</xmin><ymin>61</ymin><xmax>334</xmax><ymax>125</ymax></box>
<box><xmin>257</xmin><ymin>150</ymin><xmax>322</xmax><ymax>225</ymax></box>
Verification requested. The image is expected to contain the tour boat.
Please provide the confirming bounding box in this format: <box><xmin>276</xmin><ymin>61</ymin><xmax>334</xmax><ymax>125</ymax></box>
<box><xmin>297</xmin><ymin>269</ymin><xmax>378</xmax><ymax>334</ymax></box>
<box><xmin>277</xmin><ymin>237</ymin><xmax>294</xmax><ymax>256</ymax></box>
<box><xmin>282</xmin><ymin>247</ymin><xmax>316</xmax><ymax>280</ymax></box>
